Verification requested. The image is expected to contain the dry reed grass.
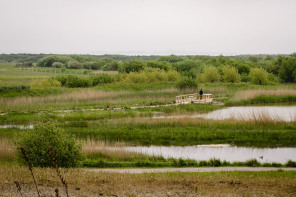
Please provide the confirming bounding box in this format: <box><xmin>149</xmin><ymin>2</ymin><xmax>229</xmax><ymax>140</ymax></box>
<box><xmin>1</xmin><ymin>165</ymin><xmax>295</xmax><ymax>197</ymax></box>
<box><xmin>81</xmin><ymin>138</ymin><xmax>157</xmax><ymax>161</ymax></box>
<box><xmin>0</xmin><ymin>89</ymin><xmax>120</xmax><ymax>107</ymax></box>
<box><xmin>233</xmin><ymin>88</ymin><xmax>296</xmax><ymax>101</ymax></box>
<box><xmin>0</xmin><ymin>138</ymin><xmax>15</xmax><ymax>161</ymax></box>
<box><xmin>0</xmin><ymin>88</ymin><xmax>180</xmax><ymax>110</ymax></box>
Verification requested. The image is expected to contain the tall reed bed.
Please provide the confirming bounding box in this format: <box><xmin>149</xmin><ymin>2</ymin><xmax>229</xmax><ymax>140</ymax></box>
<box><xmin>0</xmin><ymin>137</ymin><xmax>16</xmax><ymax>161</ymax></box>
<box><xmin>0</xmin><ymin>88</ymin><xmax>187</xmax><ymax>111</ymax></box>
<box><xmin>81</xmin><ymin>138</ymin><xmax>164</xmax><ymax>161</ymax></box>
<box><xmin>232</xmin><ymin>88</ymin><xmax>296</xmax><ymax>101</ymax></box>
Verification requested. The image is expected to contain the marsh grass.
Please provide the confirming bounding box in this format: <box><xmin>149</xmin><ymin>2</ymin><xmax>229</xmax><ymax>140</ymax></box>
<box><xmin>233</xmin><ymin>88</ymin><xmax>296</xmax><ymax>101</ymax></box>
<box><xmin>0</xmin><ymin>138</ymin><xmax>15</xmax><ymax>161</ymax></box>
<box><xmin>1</xmin><ymin>165</ymin><xmax>296</xmax><ymax>196</ymax></box>
<box><xmin>81</xmin><ymin>138</ymin><xmax>164</xmax><ymax>162</ymax></box>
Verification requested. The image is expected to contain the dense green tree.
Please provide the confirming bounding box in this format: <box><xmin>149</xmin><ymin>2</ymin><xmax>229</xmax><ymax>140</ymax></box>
<box><xmin>201</xmin><ymin>66</ymin><xmax>221</xmax><ymax>83</ymax></box>
<box><xmin>222</xmin><ymin>66</ymin><xmax>241</xmax><ymax>83</ymax></box>
<box><xmin>119</xmin><ymin>59</ymin><xmax>145</xmax><ymax>73</ymax></box>
<box><xmin>249</xmin><ymin>67</ymin><xmax>269</xmax><ymax>85</ymax></box>
<box><xmin>278</xmin><ymin>57</ymin><xmax>296</xmax><ymax>83</ymax></box>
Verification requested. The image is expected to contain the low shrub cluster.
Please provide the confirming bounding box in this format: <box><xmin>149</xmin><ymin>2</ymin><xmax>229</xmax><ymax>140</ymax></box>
<box><xmin>124</xmin><ymin>70</ymin><xmax>180</xmax><ymax>83</ymax></box>
<box><xmin>55</xmin><ymin>74</ymin><xmax>115</xmax><ymax>88</ymax></box>
<box><xmin>0</xmin><ymin>85</ymin><xmax>30</xmax><ymax>92</ymax></box>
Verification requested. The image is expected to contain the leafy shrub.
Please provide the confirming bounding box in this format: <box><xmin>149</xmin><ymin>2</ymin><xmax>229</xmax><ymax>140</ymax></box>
<box><xmin>209</xmin><ymin>158</ymin><xmax>221</xmax><ymax>167</ymax></box>
<box><xmin>0</xmin><ymin>85</ymin><xmax>30</xmax><ymax>92</ymax></box>
<box><xmin>37</xmin><ymin>55</ymin><xmax>73</xmax><ymax>67</ymax></box>
<box><xmin>31</xmin><ymin>78</ymin><xmax>61</xmax><ymax>87</ymax></box>
<box><xmin>176</xmin><ymin>76</ymin><xmax>198</xmax><ymax>90</ymax></box>
<box><xmin>167</xmin><ymin>70</ymin><xmax>180</xmax><ymax>81</ymax></box>
<box><xmin>65</xmin><ymin>75</ymin><xmax>90</xmax><ymax>88</ymax></box>
<box><xmin>55</xmin><ymin>75</ymin><xmax>90</xmax><ymax>88</ymax></box>
<box><xmin>119</xmin><ymin>59</ymin><xmax>145</xmax><ymax>73</ymax></box>
<box><xmin>16</xmin><ymin>124</ymin><xmax>82</xmax><ymax>168</ymax></box>
<box><xmin>146</xmin><ymin>60</ymin><xmax>172</xmax><ymax>71</ymax></box>
<box><xmin>245</xmin><ymin>159</ymin><xmax>260</xmax><ymax>167</ymax></box>
<box><xmin>52</xmin><ymin>62</ymin><xmax>64</xmax><ymax>68</ymax></box>
<box><xmin>67</xmin><ymin>60</ymin><xmax>82</xmax><ymax>69</ymax></box>
<box><xmin>92</xmin><ymin>74</ymin><xmax>114</xmax><ymax>86</ymax></box>
<box><xmin>285</xmin><ymin>160</ymin><xmax>296</xmax><ymax>167</ymax></box>
<box><xmin>201</xmin><ymin>66</ymin><xmax>221</xmax><ymax>83</ymax></box>
<box><xmin>16</xmin><ymin>62</ymin><xmax>34</xmax><ymax>67</ymax></box>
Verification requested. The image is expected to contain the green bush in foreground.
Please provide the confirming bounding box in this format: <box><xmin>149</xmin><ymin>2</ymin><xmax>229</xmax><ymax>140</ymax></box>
<box><xmin>16</xmin><ymin>124</ymin><xmax>82</xmax><ymax>168</ymax></box>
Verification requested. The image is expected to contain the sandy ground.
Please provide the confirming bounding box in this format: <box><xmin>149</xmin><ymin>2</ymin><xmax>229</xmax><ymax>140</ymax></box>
<box><xmin>86</xmin><ymin>167</ymin><xmax>296</xmax><ymax>173</ymax></box>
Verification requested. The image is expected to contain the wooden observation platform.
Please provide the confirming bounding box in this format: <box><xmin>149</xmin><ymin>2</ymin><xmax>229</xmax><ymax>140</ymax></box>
<box><xmin>176</xmin><ymin>93</ymin><xmax>213</xmax><ymax>104</ymax></box>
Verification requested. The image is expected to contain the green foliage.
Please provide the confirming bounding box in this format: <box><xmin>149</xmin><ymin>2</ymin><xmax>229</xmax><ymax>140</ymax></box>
<box><xmin>67</xmin><ymin>60</ymin><xmax>82</xmax><ymax>69</ymax></box>
<box><xmin>222</xmin><ymin>66</ymin><xmax>241</xmax><ymax>83</ymax></box>
<box><xmin>55</xmin><ymin>75</ymin><xmax>90</xmax><ymax>88</ymax></box>
<box><xmin>146</xmin><ymin>60</ymin><xmax>172</xmax><ymax>71</ymax></box>
<box><xmin>201</xmin><ymin>66</ymin><xmax>221</xmax><ymax>83</ymax></box>
<box><xmin>175</xmin><ymin>60</ymin><xmax>201</xmax><ymax>73</ymax></box>
<box><xmin>119</xmin><ymin>59</ymin><xmax>145</xmax><ymax>73</ymax></box>
<box><xmin>176</xmin><ymin>76</ymin><xmax>198</xmax><ymax>90</ymax></box>
<box><xmin>102</xmin><ymin>60</ymin><xmax>119</xmax><ymax>71</ymax></box>
<box><xmin>158</xmin><ymin>55</ymin><xmax>184</xmax><ymax>64</ymax></box>
<box><xmin>16</xmin><ymin>62</ymin><xmax>34</xmax><ymax>67</ymax></box>
<box><xmin>245</xmin><ymin>159</ymin><xmax>260</xmax><ymax>167</ymax></box>
<box><xmin>16</xmin><ymin>124</ymin><xmax>82</xmax><ymax>168</ymax></box>
<box><xmin>37</xmin><ymin>55</ymin><xmax>73</xmax><ymax>67</ymax></box>
<box><xmin>52</xmin><ymin>62</ymin><xmax>64</xmax><ymax>68</ymax></box>
<box><xmin>92</xmin><ymin>74</ymin><xmax>115</xmax><ymax>86</ymax></box>
<box><xmin>249</xmin><ymin>67</ymin><xmax>269</xmax><ymax>85</ymax></box>
<box><xmin>31</xmin><ymin>78</ymin><xmax>61</xmax><ymax>87</ymax></box>
<box><xmin>278</xmin><ymin>57</ymin><xmax>296</xmax><ymax>83</ymax></box>
<box><xmin>209</xmin><ymin>158</ymin><xmax>222</xmax><ymax>167</ymax></box>
<box><xmin>82</xmin><ymin>61</ymin><xmax>99</xmax><ymax>70</ymax></box>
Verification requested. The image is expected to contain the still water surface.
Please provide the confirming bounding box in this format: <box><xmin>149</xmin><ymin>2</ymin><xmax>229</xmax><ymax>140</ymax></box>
<box><xmin>125</xmin><ymin>145</ymin><xmax>296</xmax><ymax>164</ymax></box>
<box><xmin>154</xmin><ymin>106</ymin><xmax>296</xmax><ymax>122</ymax></box>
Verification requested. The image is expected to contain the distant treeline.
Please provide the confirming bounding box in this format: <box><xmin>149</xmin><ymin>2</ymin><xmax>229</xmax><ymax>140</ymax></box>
<box><xmin>1</xmin><ymin>53</ymin><xmax>295</xmax><ymax>63</ymax></box>
<box><xmin>1</xmin><ymin>53</ymin><xmax>296</xmax><ymax>84</ymax></box>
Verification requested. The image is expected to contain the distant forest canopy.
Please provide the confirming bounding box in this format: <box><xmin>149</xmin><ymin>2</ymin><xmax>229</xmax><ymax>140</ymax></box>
<box><xmin>1</xmin><ymin>52</ymin><xmax>296</xmax><ymax>84</ymax></box>
<box><xmin>0</xmin><ymin>53</ymin><xmax>295</xmax><ymax>63</ymax></box>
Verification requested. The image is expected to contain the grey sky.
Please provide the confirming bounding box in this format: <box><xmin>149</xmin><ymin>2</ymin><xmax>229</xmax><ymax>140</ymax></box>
<box><xmin>0</xmin><ymin>0</ymin><xmax>296</xmax><ymax>55</ymax></box>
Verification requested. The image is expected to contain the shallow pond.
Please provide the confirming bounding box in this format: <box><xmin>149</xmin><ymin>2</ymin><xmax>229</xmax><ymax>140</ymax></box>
<box><xmin>0</xmin><ymin>125</ymin><xmax>33</xmax><ymax>129</ymax></box>
<box><xmin>124</xmin><ymin>145</ymin><xmax>296</xmax><ymax>164</ymax></box>
<box><xmin>155</xmin><ymin>106</ymin><xmax>296</xmax><ymax>122</ymax></box>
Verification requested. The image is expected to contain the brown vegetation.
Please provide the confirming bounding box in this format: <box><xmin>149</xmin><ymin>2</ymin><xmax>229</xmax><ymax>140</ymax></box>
<box><xmin>0</xmin><ymin>165</ymin><xmax>295</xmax><ymax>196</ymax></box>
<box><xmin>233</xmin><ymin>88</ymin><xmax>296</xmax><ymax>101</ymax></box>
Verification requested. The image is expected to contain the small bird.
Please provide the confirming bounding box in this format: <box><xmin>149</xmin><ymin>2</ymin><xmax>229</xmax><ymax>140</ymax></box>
<box><xmin>259</xmin><ymin>156</ymin><xmax>263</xmax><ymax>159</ymax></box>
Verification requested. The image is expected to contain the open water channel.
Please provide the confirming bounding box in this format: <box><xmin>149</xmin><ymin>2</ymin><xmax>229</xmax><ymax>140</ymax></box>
<box><xmin>124</xmin><ymin>145</ymin><xmax>296</xmax><ymax>164</ymax></box>
<box><xmin>1</xmin><ymin>105</ymin><xmax>296</xmax><ymax>163</ymax></box>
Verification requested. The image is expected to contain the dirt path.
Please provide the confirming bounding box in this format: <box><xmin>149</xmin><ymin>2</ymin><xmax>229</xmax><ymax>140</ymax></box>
<box><xmin>86</xmin><ymin>167</ymin><xmax>296</xmax><ymax>173</ymax></box>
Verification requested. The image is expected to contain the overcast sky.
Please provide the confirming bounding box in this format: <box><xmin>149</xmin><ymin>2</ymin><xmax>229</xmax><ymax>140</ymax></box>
<box><xmin>0</xmin><ymin>0</ymin><xmax>296</xmax><ymax>55</ymax></box>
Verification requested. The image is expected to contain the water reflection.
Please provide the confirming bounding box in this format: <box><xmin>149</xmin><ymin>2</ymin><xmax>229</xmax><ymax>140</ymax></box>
<box><xmin>125</xmin><ymin>145</ymin><xmax>296</xmax><ymax>164</ymax></box>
